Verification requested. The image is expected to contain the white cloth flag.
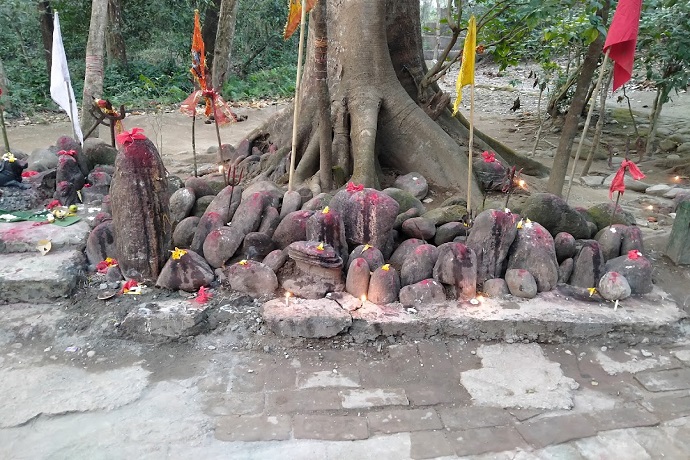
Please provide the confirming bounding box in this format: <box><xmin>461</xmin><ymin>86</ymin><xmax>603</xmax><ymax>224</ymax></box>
<box><xmin>50</xmin><ymin>11</ymin><xmax>83</xmax><ymax>144</ymax></box>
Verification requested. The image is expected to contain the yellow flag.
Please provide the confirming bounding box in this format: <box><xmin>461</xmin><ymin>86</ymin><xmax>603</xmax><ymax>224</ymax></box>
<box><xmin>453</xmin><ymin>15</ymin><xmax>476</xmax><ymax>115</ymax></box>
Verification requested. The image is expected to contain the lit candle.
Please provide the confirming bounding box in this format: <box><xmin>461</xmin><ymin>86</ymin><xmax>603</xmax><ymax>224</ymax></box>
<box><xmin>613</xmin><ymin>299</ymin><xmax>619</xmax><ymax>311</ymax></box>
<box><xmin>360</xmin><ymin>294</ymin><xmax>366</xmax><ymax>307</ymax></box>
<box><xmin>517</xmin><ymin>179</ymin><xmax>526</xmax><ymax>189</ymax></box>
<box><xmin>285</xmin><ymin>291</ymin><xmax>291</xmax><ymax>307</ymax></box>
<box><xmin>469</xmin><ymin>298</ymin><xmax>480</xmax><ymax>305</ymax></box>
<box><xmin>646</xmin><ymin>205</ymin><xmax>654</xmax><ymax>211</ymax></box>
<box><xmin>674</xmin><ymin>175</ymin><xmax>680</xmax><ymax>182</ymax></box>
<box><xmin>218</xmin><ymin>165</ymin><xmax>224</xmax><ymax>175</ymax></box>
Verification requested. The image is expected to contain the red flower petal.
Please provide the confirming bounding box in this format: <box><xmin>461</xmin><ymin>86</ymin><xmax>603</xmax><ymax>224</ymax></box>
<box><xmin>116</xmin><ymin>127</ymin><xmax>147</xmax><ymax>146</ymax></box>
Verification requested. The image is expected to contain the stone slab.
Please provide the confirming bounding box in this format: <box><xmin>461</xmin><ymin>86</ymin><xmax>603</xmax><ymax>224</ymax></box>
<box><xmin>666</xmin><ymin>201</ymin><xmax>690</xmax><ymax>264</ymax></box>
<box><xmin>262</xmin><ymin>297</ymin><xmax>352</xmax><ymax>338</ymax></box>
<box><xmin>297</xmin><ymin>369</ymin><xmax>360</xmax><ymax>389</ymax></box>
<box><xmin>438</xmin><ymin>406</ymin><xmax>514</xmax><ymax>430</ymax></box>
<box><xmin>214</xmin><ymin>415</ymin><xmax>292</xmax><ymax>442</ymax></box>
<box><xmin>460</xmin><ymin>343</ymin><xmax>579</xmax><ymax>411</ymax></box>
<box><xmin>635</xmin><ymin>368</ymin><xmax>690</xmax><ymax>392</ymax></box>
<box><xmin>341</xmin><ymin>388</ymin><xmax>410</xmax><ymax>409</ymax></box>
<box><xmin>0</xmin><ymin>220</ymin><xmax>91</xmax><ymax>253</ymax></box>
<box><xmin>0</xmin><ymin>364</ymin><xmax>149</xmax><ymax>428</ymax></box>
<box><xmin>0</xmin><ymin>250</ymin><xmax>85</xmax><ymax>303</ymax></box>
<box><xmin>587</xmin><ymin>407</ymin><xmax>659</xmax><ymax>431</ymax></box>
<box><xmin>410</xmin><ymin>431</ymin><xmax>455</xmax><ymax>459</ymax></box>
<box><xmin>265</xmin><ymin>389</ymin><xmax>342</xmax><ymax>413</ymax></box>
<box><xmin>316</xmin><ymin>288</ymin><xmax>685</xmax><ymax>343</ymax></box>
<box><xmin>118</xmin><ymin>300</ymin><xmax>212</xmax><ymax>341</ymax></box>
<box><xmin>293</xmin><ymin>414</ymin><xmax>369</xmax><ymax>441</ymax></box>
<box><xmin>367</xmin><ymin>408</ymin><xmax>443</xmax><ymax>434</ymax></box>
<box><xmin>448</xmin><ymin>426</ymin><xmax>528</xmax><ymax>456</ymax></box>
<box><xmin>516</xmin><ymin>414</ymin><xmax>597</xmax><ymax>448</ymax></box>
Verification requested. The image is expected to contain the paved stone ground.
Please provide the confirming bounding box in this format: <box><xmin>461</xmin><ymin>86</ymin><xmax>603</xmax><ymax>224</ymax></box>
<box><xmin>1</xmin><ymin>322</ymin><xmax>690</xmax><ymax>458</ymax></box>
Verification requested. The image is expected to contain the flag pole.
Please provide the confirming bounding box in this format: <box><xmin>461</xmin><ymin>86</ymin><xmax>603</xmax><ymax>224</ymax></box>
<box><xmin>288</xmin><ymin>0</ymin><xmax>307</xmax><ymax>193</ymax></box>
<box><xmin>467</xmin><ymin>83</ymin><xmax>475</xmax><ymax>215</ymax></box>
<box><xmin>565</xmin><ymin>49</ymin><xmax>610</xmax><ymax>203</ymax></box>
<box><xmin>65</xmin><ymin>81</ymin><xmax>78</xmax><ymax>141</ymax></box>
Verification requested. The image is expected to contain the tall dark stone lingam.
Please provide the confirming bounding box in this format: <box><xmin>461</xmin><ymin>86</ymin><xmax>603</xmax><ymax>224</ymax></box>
<box><xmin>110</xmin><ymin>130</ymin><xmax>171</xmax><ymax>281</ymax></box>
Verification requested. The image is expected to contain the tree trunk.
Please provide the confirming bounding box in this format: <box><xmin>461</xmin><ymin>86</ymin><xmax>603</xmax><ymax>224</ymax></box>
<box><xmin>238</xmin><ymin>0</ymin><xmax>548</xmax><ymax>208</ymax></box>
<box><xmin>106</xmin><ymin>0</ymin><xmax>127</xmax><ymax>67</ymax></box>
<box><xmin>37</xmin><ymin>1</ymin><xmax>54</xmax><ymax>76</ymax></box>
<box><xmin>0</xmin><ymin>56</ymin><xmax>9</xmax><ymax>97</ymax></box>
<box><xmin>581</xmin><ymin>69</ymin><xmax>613</xmax><ymax>176</ymax></box>
<box><xmin>81</xmin><ymin>0</ymin><xmax>108</xmax><ymax>137</ymax></box>
<box><xmin>203</xmin><ymin>0</ymin><xmax>221</xmax><ymax>74</ymax></box>
<box><xmin>645</xmin><ymin>84</ymin><xmax>668</xmax><ymax>158</ymax></box>
<box><xmin>211</xmin><ymin>0</ymin><xmax>239</xmax><ymax>91</ymax></box>
<box><xmin>547</xmin><ymin>0</ymin><xmax>610</xmax><ymax>196</ymax></box>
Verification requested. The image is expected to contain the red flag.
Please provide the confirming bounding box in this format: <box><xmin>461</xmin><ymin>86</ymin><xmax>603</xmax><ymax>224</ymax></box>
<box><xmin>609</xmin><ymin>159</ymin><xmax>645</xmax><ymax>199</ymax></box>
<box><xmin>284</xmin><ymin>0</ymin><xmax>319</xmax><ymax>40</ymax></box>
<box><xmin>190</xmin><ymin>10</ymin><xmax>208</xmax><ymax>91</ymax></box>
<box><xmin>603</xmin><ymin>0</ymin><xmax>642</xmax><ymax>91</ymax></box>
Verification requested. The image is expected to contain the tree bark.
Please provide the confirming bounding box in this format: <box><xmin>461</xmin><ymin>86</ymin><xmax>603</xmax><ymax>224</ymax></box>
<box><xmin>37</xmin><ymin>1</ymin><xmax>54</xmax><ymax>76</ymax></box>
<box><xmin>106</xmin><ymin>0</ymin><xmax>127</xmax><ymax>66</ymax></box>
<box><xmin>547</xmin><ymin>0</ymin><xmax>610</xmax><ymax>196</ymax></box>
<box><xmin>203</xmin><ymin>0</ymin><xmax>221</xmax><ymax>73</ymax></box>
<box><xmin>211</xmin><ymin>0</ymin><xmax>239</xmax><ymax>91</ymax></box>
<box><xmin>238</xmin><ymin>0</ymin><xmax>547</xmax><ymax>208</ymax></box>
<box><xmin>81</xmin><ymin>0</ymin><xmax>109</xmax><ymax>137</ymax></box>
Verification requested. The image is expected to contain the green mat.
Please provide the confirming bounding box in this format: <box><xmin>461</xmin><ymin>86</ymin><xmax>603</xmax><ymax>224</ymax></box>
<box><xmin>0</xmin><ymin>209</ymin><xmax>82</xmax><ymax>227</ymax></box>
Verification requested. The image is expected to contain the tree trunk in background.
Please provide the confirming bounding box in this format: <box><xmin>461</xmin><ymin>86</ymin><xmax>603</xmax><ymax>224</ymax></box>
<box><xmin>211</xmin><ymin>0</ymin><xmax>239</xmax><ymax>91</ymax></box>
<box><xmin>81</xmin><ymin>0</ymin><xmax>108</xmax><ymax>137</ymax></box>
<box><xmin>37</xmin><ymin>1</ymin><xmax>54</xmax><ymax>76</ymax></box>
<box><xmin>239</xmin><ymin>0</ymin><xmax>546</xmax><ymax>206</ymax></box>
<box><xmin>0</xmin><ymin>55</ymin><xmax>9</xmax><ymax>94</ymax></box>
<box><xmin>546</xmin><ymin>1</ymin><xmax>610</xmax><ymax>196</ymax></box>
<box><xmin>203</xmin><ymin>0</ymin><xmax>221</xmax><ymax>72</ymax></box>
<box><xmin>106</xmin><ymin>0</ymin><xmax>127</xmax><ymax>66</ymax></box>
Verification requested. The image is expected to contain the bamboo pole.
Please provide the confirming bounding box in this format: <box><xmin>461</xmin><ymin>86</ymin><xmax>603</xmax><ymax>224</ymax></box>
<box><xmin>467</xmin><ymin>83</ymin><xmax>475</xmax><ymax>215</ymax></box>
<box><xmin>565</xmin><ymin>49</ymin><xmax>610</xmax><ymax>203</ymax></box>
<box><xmin>0</xmin><ymin>108</ymin><xmax>10</xmax><ymax>153</ymax></box>
<box><xmin>288</xmin><ymin>0</ymin><xmax>308</xmax><ymax>193</ymax></box>
<box><xmin>65</xmin><ymin>81</ymin><xmax>78</xmax><ymax>142</ymax></box>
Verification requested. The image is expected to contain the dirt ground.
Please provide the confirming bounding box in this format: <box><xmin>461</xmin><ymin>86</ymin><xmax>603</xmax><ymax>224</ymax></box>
<box><xmin>4</xmin><ymin>61</ymin><xmax>690</xmax><ymax>348</ymax></box>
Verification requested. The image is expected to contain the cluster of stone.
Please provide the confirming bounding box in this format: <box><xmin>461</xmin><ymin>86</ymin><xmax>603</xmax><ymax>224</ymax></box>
<box><xmin>1</xmin><ymin>136</ymin><xmax>117</xmax><ymax>211</ymax></box>
<box><xmin>82</xmin><ymin>151</ymin><xmax>664</xmax><ymax>305</ymax></box>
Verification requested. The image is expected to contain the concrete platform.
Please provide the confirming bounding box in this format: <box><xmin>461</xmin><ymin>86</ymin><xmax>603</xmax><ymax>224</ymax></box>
<box><xmin>0</xmin><ymin>221</ymin><xmax>91</xmax><ymax>253</ymax></box>
<box><xmin>0</xmin><ymin>250</ymin><xmax>86</xmax><ymax>303</ymax></box>
<box><xmin>262</xmin><ymin>288</ymin><xmax>687</xmax><ymax>343</ymax></box>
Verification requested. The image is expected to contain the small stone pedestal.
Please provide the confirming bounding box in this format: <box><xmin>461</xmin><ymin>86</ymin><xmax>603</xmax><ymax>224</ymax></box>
<box><xmin>666</xmin><ymin>201</ymin><xmax>690</xmax><ymax>265</ymax></box>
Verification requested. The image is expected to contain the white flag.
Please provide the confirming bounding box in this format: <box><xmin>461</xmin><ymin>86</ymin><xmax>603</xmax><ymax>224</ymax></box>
<box><xmin>50</xmin><ymin>11</ymin><xmax>83</xmax><ymax>144</ymax></box>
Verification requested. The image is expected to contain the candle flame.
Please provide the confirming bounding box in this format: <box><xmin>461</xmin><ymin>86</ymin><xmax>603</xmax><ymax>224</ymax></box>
<box><xmin>518</xmin><ymin>179</ymin><xmax>526</xmax><ymax>189</ymax></box>
<box><xmin>360</xmin><ymin>294</ymin><xmax>366</xmax><ymax>303</ymax></box>
<box><xmin>218</xmin><ymin>165</ymin><xmax>224</xmax><ymax>174</ymax></box>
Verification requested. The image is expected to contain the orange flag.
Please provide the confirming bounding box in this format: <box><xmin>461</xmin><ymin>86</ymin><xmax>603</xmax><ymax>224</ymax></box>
<box><xmin>284</xmin><ymin>0</ymin><xmax>319</xmax><ymax>40</ymax></box>
<box><xmin>191</xmin><ymin>9</ymin><xmax>208</xmax><ymax>91</ymax></box>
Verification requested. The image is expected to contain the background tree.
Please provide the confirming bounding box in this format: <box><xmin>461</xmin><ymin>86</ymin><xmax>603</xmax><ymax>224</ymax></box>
<box><xmin>211</xmin><ymin>0</ymin><xmax>240</xmax><ymax>90</ymax></box>
<box><xmin>81</xmin><ymin>0</ymin><xmax>108</xmax><ymax>136</ymax></box>
<box><xmin>546</xmin><ymin>0</ymin><xmax>610</xmax><ymax>197</ymax></box>
<box><xmin>106</xmin><ymin>0</ymin><xmax>127</xmax><ymax>67</ymax></box>
<box><xmin>37</xmin><ymin>1</ymin><xmax>54</xmax><ymax>76</ymax></box>
<box><xmin>637</xmin><ymin>0</ymin><xmax>690</xmax><ymax>158</ymax></box>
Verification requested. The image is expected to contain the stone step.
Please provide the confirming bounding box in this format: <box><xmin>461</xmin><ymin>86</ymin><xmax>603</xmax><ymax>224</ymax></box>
<box><xmin>262</xmin><ymin>288</ymin><xmax>687</xmax><ymax>343</ymax></box>
<box><xmin>0</xmin><ymin>250</ymin><xmax>86</xmax><ymax>303</ymax></box>
<box><xmin>0</xmin><ymin>221</ymin><xmax>91</xmax><ymax>254</ymax></box>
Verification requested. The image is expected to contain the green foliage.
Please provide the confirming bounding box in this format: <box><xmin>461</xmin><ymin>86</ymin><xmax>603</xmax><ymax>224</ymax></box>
<box><xmin>224</xmin><ymin>65</ymin><xmax>296</xmax><ymax>100</ymax></box>
<box><xmin>637</xmin><ymin>0</ymin><xmax>690</xmax><ymax>103</ymax></box>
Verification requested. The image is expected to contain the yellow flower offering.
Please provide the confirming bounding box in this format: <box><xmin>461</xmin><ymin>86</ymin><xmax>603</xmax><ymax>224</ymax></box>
<box><xmin>316</xmin><ymin>242</ymin><xmax>325</xmax><ymax>251</ymax></box>
<box><xmin>382</xmin><ymin>264</ymin><xmax>390</xmax><ymax>271</ymax></box>
<box><xmin>239</xmin><ymin>259</ymin><xmax>248</xmax><ymax>266</ymax></box>
<box><xmin>170</xmin><ymin>247</ymin><xmax>188</xmax><ymax>260</ymax></box>
<box><xmin>322</xmin><ymin>206</ymin><xmax>330</xmax><ymax>214</ymax></box>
